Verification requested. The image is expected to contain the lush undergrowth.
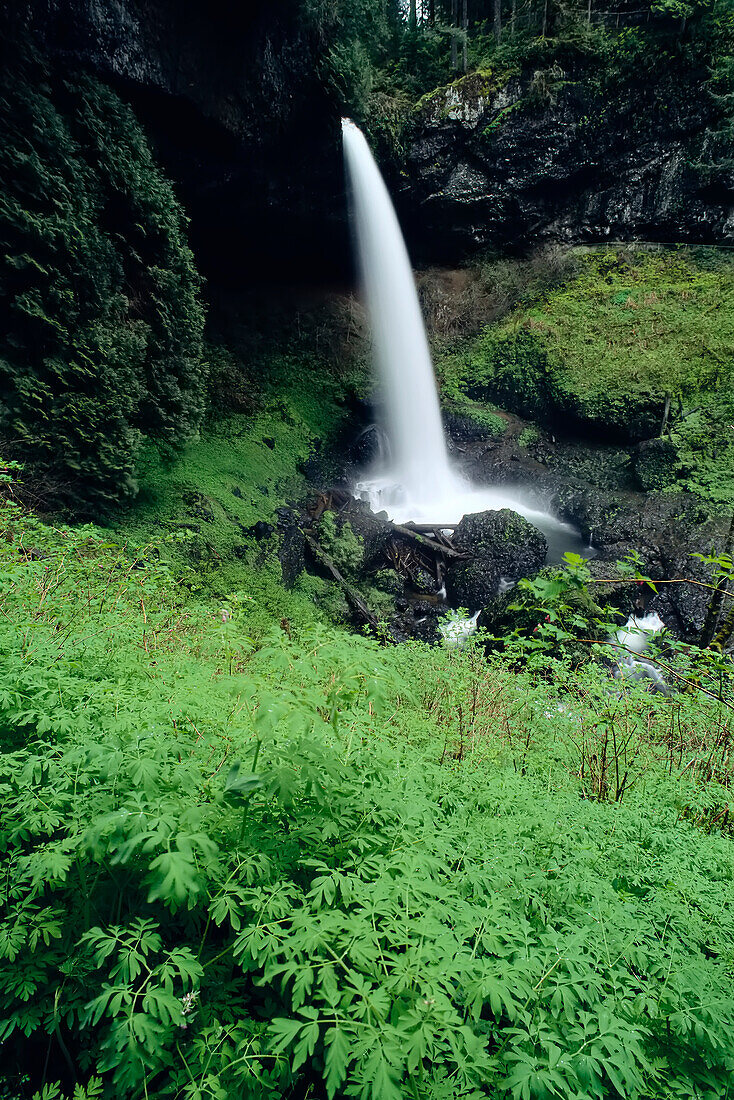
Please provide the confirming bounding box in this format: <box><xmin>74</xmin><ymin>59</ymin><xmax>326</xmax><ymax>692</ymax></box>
<box><xmin>111</xmin><ymin>341</ymin><xmax>359</xmax><ymax>616</ymax></box>
<box><xmin>436</xmin><ymin>246</ymin><xmax>734</xmax><ymax>504</ymax></box>
<box><xmin>3</xmin><ymin>473</ymin><xmax>734</xmax><ymax>1100</ymax></box>
<box><xmin>437</xmin><ymin>247</ymin><xmax>734</xmax><ymax>437</ymax></box>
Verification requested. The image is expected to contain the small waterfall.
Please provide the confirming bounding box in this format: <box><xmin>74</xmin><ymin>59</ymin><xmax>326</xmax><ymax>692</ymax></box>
<box><xmin>342</xmin><ymin>118</ymin><xmax>588</xmax><ymax>555</ymax></box>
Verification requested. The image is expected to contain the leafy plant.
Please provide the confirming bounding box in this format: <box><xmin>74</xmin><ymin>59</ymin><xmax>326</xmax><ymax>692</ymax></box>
<box><xmin>4</xmin><ymin>491</ymin><xmax>734</xmax><ymax>1099</ymax></box>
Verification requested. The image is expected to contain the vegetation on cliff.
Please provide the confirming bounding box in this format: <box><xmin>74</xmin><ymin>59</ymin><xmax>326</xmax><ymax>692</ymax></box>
<box><xmin>312</xmin><ymin>0</ymin><xmax>734</xmax><ymax>175</ymax></box>
<box><xmin>437</xmin><ymin>246</ymin><xmax>734</xmax><ymax>501</ymax></box>
<box><xmin>0</xmin><ymin>59</ymin><xmax>205</xmax><ymax>514</ymax></box>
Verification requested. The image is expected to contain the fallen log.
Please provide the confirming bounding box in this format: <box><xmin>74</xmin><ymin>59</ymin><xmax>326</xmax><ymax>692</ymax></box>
<box><xmin>391</xmin><ymin>522</ymin><xmax>471</xmax><ymax>560</ymax></box>
<box><xmin>404</xmin><ymin>523</ymin><xmax>458</xmax><ymax>531</ymax></box>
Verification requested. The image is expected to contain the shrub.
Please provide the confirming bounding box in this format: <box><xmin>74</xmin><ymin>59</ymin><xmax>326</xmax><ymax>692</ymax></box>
<box><xmin>4</xmin><ymin>492</ymin><xmax>734</xmax><ymax>1099</ymax></box>
<box><xmin>0</xmin><ymin>57</ymin><xmax>205</xmax><ymax>514</ymax></box>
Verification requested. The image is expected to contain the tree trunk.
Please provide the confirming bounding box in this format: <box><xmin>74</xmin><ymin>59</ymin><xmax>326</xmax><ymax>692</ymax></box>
<box><xmin>409</xmin><ymin>0</ymin><xmax>417</xmax><ymax>31</ymax></box>
<box><xmin>700</xmin><ymin>512</ymin><xmax>734</xmax><ymax>647</ymax></box>
<box><xmin>511</xmin><ymin>0</ymin><xmax>516</xmax><ymax>35</ymax></box>
<box><xmin>451</xmin><ymin>0</ymin><xmax>458</xmax><ymax>69</ymax></box>
<box><xmin>494</xmin><ymin>0</ymin><xmax>502</xmax><ymax>41</ymax></box>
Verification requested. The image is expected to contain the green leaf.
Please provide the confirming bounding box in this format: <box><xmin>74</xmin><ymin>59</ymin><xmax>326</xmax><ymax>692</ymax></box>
<box><xmin>223</xmin><ymin>762</ymin><xmax>265</xmax><ymax>803</ymax></box>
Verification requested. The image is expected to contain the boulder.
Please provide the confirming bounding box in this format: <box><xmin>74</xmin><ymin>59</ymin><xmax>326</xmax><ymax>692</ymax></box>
<box><xmin>446</xmin><ymin>509</ymin><xmax>547</xmax><ymax>611</ymax></box>
<box><xmin>348</xmin><ymin>424</ymin><xmax>386</xmax><ymax>467</ymax></box>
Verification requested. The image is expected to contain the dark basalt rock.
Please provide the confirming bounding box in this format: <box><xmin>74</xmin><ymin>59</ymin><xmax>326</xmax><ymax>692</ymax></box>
<box><xmin>552</xmin><ymin>486</ymin><xmax>710</xmax><ymax>562</ymax></box>
<box><xmin>17</xmin><ymin>4</ymin><xmax>734</xmax><ymax>280</ymax></box>
<box><xmin>446</xmin><ymin>508</ymin><xmax>547</xmax><ymax>611</ymax></box>
<box><xmin>403</xmin><ymin>71</ymin><xmax>734</xmax><ymax>263</ymax></box>
<box><xmin>551</xmin><ymin>484</ymin><xmax>729</xmax><ymax>641</ymax></box>
<box><xmin>633</xmin><ymin>438</ymin><xmax>680</xmax><ymax>491</ymax></box>
<box><xmin>275</xmin><ymin>507</ymin><xmax>305</xmax><ymax>588</ymax></box>
<box><xmin>17</xmin><ymin>0</ymin><xmax>348</xmax><ymax>281</ymax></box>
<box><xmin>349</xmin><ymin>424</ymin><xmax>386</xmax><ymax>467</ymax></box>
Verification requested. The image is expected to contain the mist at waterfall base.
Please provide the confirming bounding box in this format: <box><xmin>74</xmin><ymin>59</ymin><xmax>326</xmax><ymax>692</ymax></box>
<box><xmin>341</xmin><ymin>119</ymin><xmax>590</xmax><ymax>564</ymax></box>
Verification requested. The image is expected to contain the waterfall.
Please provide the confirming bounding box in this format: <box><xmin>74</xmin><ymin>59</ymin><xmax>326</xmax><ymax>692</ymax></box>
<box><xmin>342</xmin><ymin>118</ymin><xmax>452</xmax><ymax>507</ymax></box>
<box><xmin>342</xmin><ymin>118</ymin><xmax>588</xmax><ymax>556</ymax></box>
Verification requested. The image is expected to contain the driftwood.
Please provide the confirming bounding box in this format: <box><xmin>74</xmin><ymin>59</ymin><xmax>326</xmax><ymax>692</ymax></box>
<box><xmin>404</xmin><ymin>523</ymin><xmax>458</xmax><ymax>531</ymax></box>
<box><xmin>304</xmin><ymin>534</ymin><xmax>381</xmax><ymax>631</ymax></box>
<box><xmin>391</xmin><ymin>522</ymin><xmax>471</xmax><ymax>561</ymax></box>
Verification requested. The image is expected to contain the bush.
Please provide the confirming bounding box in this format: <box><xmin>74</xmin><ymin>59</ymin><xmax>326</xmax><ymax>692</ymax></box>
<box><xmin>0</xmin><ymin>57</ymin><xmax>205</xmax><ymax>514</ymax></box>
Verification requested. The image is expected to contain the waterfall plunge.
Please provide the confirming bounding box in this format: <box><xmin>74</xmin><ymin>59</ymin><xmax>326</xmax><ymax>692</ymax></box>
<box><xmin>342</xmin><ymin>118</ymin><xmax>451</xmax><ymax>511</ymax></box>
<box><xmin>342</xmin><ymin>118</ymin><xmax>587</xmax><ymax>556</ymax></box>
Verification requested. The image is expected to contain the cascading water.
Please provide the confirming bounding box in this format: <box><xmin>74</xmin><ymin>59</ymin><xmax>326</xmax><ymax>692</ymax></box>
<box><xmin>341</xmin><ymin>117</ymin><xmax>452</xmax><ymax>512</ymax></box>
<box><xmin>342</xmin><ymin>117</ymin><xmax>588</xmax><ymax>558</ymax></box>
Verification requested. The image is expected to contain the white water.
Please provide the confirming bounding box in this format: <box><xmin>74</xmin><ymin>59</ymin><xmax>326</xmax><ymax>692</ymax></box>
<box><xmin>616</xmin><ymin>612</ymin><xmax>666</xmax><ymax>655</ymax></box>
<box><xmin>613</xmin><ymin>612</ymin><xmax>668</xmax><ymax>693</ymax></box>
<box><xmin>341</xmin><ymin>118</ymin><xmax>586</xmax><ymax>559</ymax></box>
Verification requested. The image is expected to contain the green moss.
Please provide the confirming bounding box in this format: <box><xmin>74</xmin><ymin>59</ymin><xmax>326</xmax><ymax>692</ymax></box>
<box><xmin>672</xmin><ymin>387</ymin><xmax>734</xmax><ymax>507</ymax></box>
<box><xmin>414</xmin><ymin>65</ymin><xmax>517</xmax><ymax>119</ymax></box>
<box><xmin>0</xmin><ymin>60</ymin><xmax>205</xmax><ymax>513</ymax></box>
<box><xmin>440</xmin><ymin>246</ymin><xmax>734</xmax><ymax>444</ymax></box>
<box><xmin>481</xmin><ymin>100</ymin><xmax>523</xmax><ymax>137</ymax></box>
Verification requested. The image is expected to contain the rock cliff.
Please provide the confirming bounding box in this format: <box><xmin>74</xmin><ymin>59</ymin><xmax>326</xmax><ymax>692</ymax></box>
<box><xmin>13</xmin><ymin>0</ymin><xmax>346</xmax><ymax>280</ymax></box>
<box><xmin>403</xmin><ymin>68</ymin><xmax>734</xmax><ymax>260</ymax></box>
<box><xmin>12</xmin><ymin>4</ymin><xmax>734</xmax><ymax>274</ymax></box>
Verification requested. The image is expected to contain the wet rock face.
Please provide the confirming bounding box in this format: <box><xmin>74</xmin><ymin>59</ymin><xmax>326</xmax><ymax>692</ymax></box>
<box><xmin>551</xmin><ymin>484</ymin><xmax>730</xmax><ymax>641</ymax></box>
<box><xmin>276</xmin><ymin>507</ymin><xmax>306</xmax><ymax>588</ymax></box>
<box><xmin>18</xmin><ymin>3</ymin><xmax>734</xmax><ymax>277</ymax></box>
<box><xmin>20</xmin><ymin>0</ymin><xmax>346</xmax><ymax>280</ymax></box>
<box><xmin>446</xmin><ymin>508</ymin><xmax>547</xmax><ymax>611</ymax></box>
<box><xmin>403</xmin><ymin>71</ymin><xmax>734</xmax><ymax>261</ymax></box>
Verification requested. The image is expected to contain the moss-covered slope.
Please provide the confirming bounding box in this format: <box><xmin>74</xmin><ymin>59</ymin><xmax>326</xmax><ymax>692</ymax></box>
<box><xmin>440</xmin><ymin>247</ymin><xmax>734</xmax><ymax>438</ymax></box>
<box><xmin>0</xmin><ymin>60</ymin><xmax>205</xmax><ymax>513</ymax></box>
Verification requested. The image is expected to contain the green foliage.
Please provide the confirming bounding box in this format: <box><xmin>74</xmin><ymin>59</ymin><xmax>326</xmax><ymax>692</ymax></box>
<box><xmin>518</xmin><ymin>426</ymin><xmax>540</xmax><ymax>448</ymax></box>
<box><xmin>318</xmin><ymin>511</ymin><xmax>364</xmax><ymax>572</ymax></box>
<box><xmin>439</xmin><ymin>246</ymin><xmax>734</xmax><ymax>448</ymax></box>
<box><xmin>673</xmin><ymin>381</ymin><xmax>734</xmax><ymax>504</ymax></box>
<box><xmin>0</xmin><ymin>58</ymin><xmax>205</xmax><ymax>513</ymax></box>
<box><xmin>4</xmin><ymin>484</ymin><xmax>734</xmax><ymax>1099</ymax></box>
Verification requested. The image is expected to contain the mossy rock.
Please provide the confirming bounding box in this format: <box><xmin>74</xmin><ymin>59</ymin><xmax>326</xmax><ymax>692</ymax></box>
<box><xmin>633</xmin><ymin>438</ymin><xmax>680</xmax><ymax>491</ymax></box>
<box><xmin>440</xmin><ymin>248</ymin><xmax>734</xmax><ymax>445</ymax></box>
<box><xmin>463</xmin><ymin>331</ymin><xmax>558</xmax><ymax>422</ymax></box>
<box><xmin>446</xmin><ymin>509</ymin><xmax>547</xmax><ymax>611</ymax></box>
